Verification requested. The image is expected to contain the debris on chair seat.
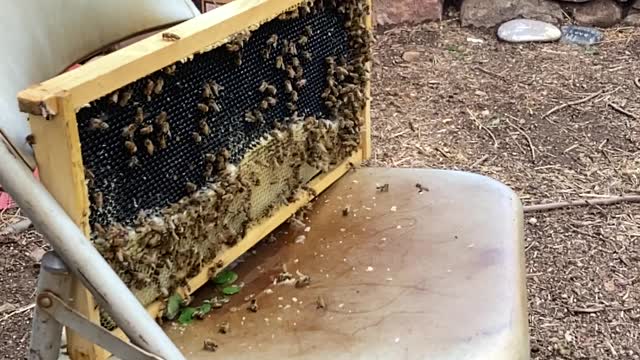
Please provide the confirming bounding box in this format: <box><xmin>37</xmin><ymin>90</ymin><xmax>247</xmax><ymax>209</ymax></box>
<box><xmin>342</xmin><ymin>206</ymin><xmax>350</xmax><ymax>216</ymax></box>
<box><xmin>275</xmin><ymin>264</ymin><xmax>296</xmax><ymax>286</ymax></box>
<box><xmin>218</xmin><ymin>321</ymin><xmax>230</xmax><ymax>334</ymax></box>
<box><xmin>162</xmin><ymin>32</ymin><xmax>181</xmax><ymax>41</ymax></box>
<box><xmin>203</xmin><ymin>339</ymin><xmax>218</xmax><ymax>352</ymax></box>
<box><xmin>365</xmin><ymin>266</ymin><xmax>374</xmax><ymax>272</ymax></box>
<box><xmin>415</xmin><ymin>183</ymin><xmax>429</xmax><ymax>193</ymax></box>
<box><xmin>247</xmin><ymin>299</ymin><xmax>258</xmax><ymax>312</ymax></box>
<box><xmin>295</xmin><ymin>235</ymin><xmax>306</xmax><ymax>244</ymax></box>
<box><xmin>390</xmin><ymin>206</ymin><xmax>397</xmax><ymax>212</ymax></box>
<box><xmin>376</xmin><ymin>183</ymin><xmax>390</xmax><ymax>192</ymax></box>
<box><xmin>316</xmin><ymin>296</ymin><xmax>326</xmax><ymax>309</ymax></box>
<box><xmin>295</xmin><ymin>270</ymin><xmax>311</xmax><ymax>288</ymax></box>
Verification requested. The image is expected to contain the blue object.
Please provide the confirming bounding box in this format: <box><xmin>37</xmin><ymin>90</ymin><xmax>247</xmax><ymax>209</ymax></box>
<box><xmin>560</xmin><ymin>25</ymin><xmax>604</xmax><ymax>46</ymax></box>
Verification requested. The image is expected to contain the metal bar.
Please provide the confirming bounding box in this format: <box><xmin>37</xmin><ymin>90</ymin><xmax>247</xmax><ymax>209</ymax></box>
<box><xmin>29</xmin><ymin>252</ymin><xmax>72</xmax><ymax>360</ymax></box>
<box><xmin>37</xmin><ymin>292</ymin><xmax>163</xmax><ymax>360</ymax></box>
<box><xmin>0</xmin><ymin>142</ymin><xmax>185</xmax><ymax>360</ymax></box>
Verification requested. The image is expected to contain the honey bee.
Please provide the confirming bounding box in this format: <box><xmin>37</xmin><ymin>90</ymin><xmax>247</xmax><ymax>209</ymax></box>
<box><xmin>286</xmin><ymin>102</ymin><xmax>297</xmax><ymax>111</ymax></box>
<box><xmin>244</xmin><ymin>111</ymin><xmax>257</xmax><ymax>123</ymax></box>
<box><xmin>302</xmin><ymin>51</ymin><xmax>312</xmax><ymax>61</ymax></box>
<box><xmin>185</xmin><ymin>182</ymin><xmax>197</xmax><ymax>194</ymax></box>
<box><xmin>316</xmin><ymin>296</ymin><xmax>326</xmax><ymax>309</ymax></box>
<box><xmin>218</xmin><ymin>321</ymin><xmax>230</xmax><ymax>334</ymax></box>
<box><xmin>261</xmin><ymin>47</ymin><xmax>271</xmax><ymax>59</ymax></box>
<box><xmin>135</xmin><ymin>107</ymin><xmax>145</xmax><ymax>124</ymax></box>
<box><xmin>122</xmin><ymin>124</ymin><xmax>137</xmax><ymax>139</ymax></box>
<box><xmin>89</xmin><ymin>118</ymin><xmax>109</xmax><ymax>130</ymax></box>
<box><xmin>291</xmin><ymin>90</ymin><xmax>298</xmax><ymax>102</ymax></box>
<box><xmin>93</xmin><ymin>223</ymin><xmax>106</xmax><ymax>237</ymax></box>
<box><xmin>139</xmin><ymin>125</ymin><xmax>153</xmax><ymax>135</ymax></box>
<box><xmin>203</xmin><ymin>162</ymin><xmax>214</xmax><ymax>178</ymax></box>
<box><xmin>210</xmin><ymin>81</ymin><xmax>223</xmax><ymax>97</ymax></box>
<box><xmin>93</xmin><ymin>191</ymin><xmax>104</xmax><ymax>209</ymax></box>
<box><xmin>162</xmin><ymin>32</ymin><xmax>181</xmax><ymax>41</ymax></box>
<box><xmin>266</xmin><ymin>34</ymin><xmax>278</xmax><ymax>47</ymax></box>
<box><xmin>235</xmin><ymin>54</ymin><xmax>242</xmax><ymax>66</ymax></box>
<box><xmin>108</xmin><ymin>91</ymin><xmax>119</xmax><ymax>104</ymax></box>
<box><xmin>144</xmin><ymin>79</ymin><xmax>155</xmax><ymax>100</ymax></box>
<box><xmin>247</xmin><ymin>299</ymin><xmax>258</xmax><ymax>312</ymax></box>
<box><xmin>296</xmin><ymin>79</ymin><xmax>306</xmax><ymax>88</ymax></box>
<box><xmin>259</xmin><ymin>81</ymin><xmax>269</xmax><ymax>92</ymax></box>
<box><xmin>199</xmin><ymin>120</ymin><xmax>210</xmax><ymax>136</ymax></box>
<box><xmin>160</xmin><ymin>122</ymin><xmax>170</xmax><ymax>136</ymax></box>
<box><xmin>26</xmin><ymin>134</ymin><xmax>36</xmax><ymax>146</ymax></box>
<box><xmin>118</xmin><ymin>90</ymin><xmax>133</xmax><ymax>106</ymax></box>
<box><xmin>192</xmin><ymin>132</ymin><xmax>202</xmax><ymax>143</ymax></box>
<box><xmin>203</xmin><ymin>83</ymin><xmax>213</xmax><ymax>98</ymax></box>
<box><xmin>144</xmin><ymin>139</ymin><xmax>154</xmax><ymax>155</ymax></box>
<box><xmin>124</xmin><ymin>140</ymin><xmax>137</xmax><ymax>155</ymax></box>
<box><xmin>204</xmin><ymin>153</ymin><xmax>216</xmax><ymax>163</ymax></box>
<box><xmin>220</xmin><ymin>148</ymin><xmax>230</xmax><ymax>160</ymax></box>
<box><xmin>291</xmin><ymin>57</ymin><xmax>300</xmax><ymax>67</ymax></box>
<box><xmin>304</xmin><ymin>25</ymin><xmax>313</xmax><ymax>37</ymax></box>
<box><xmin>286</xmin><ymin>66</ymin><xmax>296</xmax><ymax>78</ymax></box>
<box><xmin>154</xmin><ymin>78</ymin><xmax>164</xmax><ymax>94</ymax></box>
<box><xmin>288</xmin><ymin>42</ymin><xmax>297</xmax><ymax>55</ymax></box>
<box><xmin>260</xmin><ymin>100</ymin><xmax>269</xmax><ymax>109</ymax></box>
<box><xmin>164</xmin><ymin>64</ymin><xmax>176</xmax><ymax>75</ymax></box>
<box><xmin>155</xmin><ymin>111</ymin><xmax>167</xmax><ymax>124</ymax></box>
<box><xmin>376</xmin><ymin>183</ymin><xmax>390</xmax><ymax>192</ymax></box>
<box><xmin>295</xmin><ymin>67</ymin><xmax>304</xmax><ymax>78</ymax></box>
<box><xmin>128</xmin><ymin>156</ymin><xmax>140</xmax><ymax>168</ymax></box>
<box><xmin>225</xmin><ymin>43</ymin><xmax>241</xmax><ymax>52</ymax></box>
<box><xmin>265</xmin><ymin>85</ymin><xmax>277</xmax><ymax>95</ymax></box>
<box><xmin>208</xmin><ymin>100</ymin><xmax>221</xmax><ymax>113</ymax></box>
<box><xmin>197</xmin><ymin>103</ymin><xmax>209</xmax><ymax>113</ymax></box>
<box><xmin>158</xmin><ymin>136</ymin><xmax>167</xmax><ymax>149</ymax></box>
<box><xmin>342</xmin><ymin>206</ymin><xmax>350</xmax><ymax>216</ymax></box>
<box><xmin>275</xmin><ymin>56</ymin><xmax>285</xmax><ymax>70</ymax></box>
<box><xmin>265</xmin><ymin>97</ymin><xmax>277</xmax><ymax>106</ymax></box>
<box><xmin>298</xmin><ymin>36</ymin><xmax>308</xmax><ymax>46</ymax></box>
<box><xmin>284</xmin><ymin>80</ymin><xmax>293</xmax><ymax>93</ymax></box>
<box><xmin>254</xmin><ymin>110</ymin><xmax>264</xmax><ymax>122</ymax></box>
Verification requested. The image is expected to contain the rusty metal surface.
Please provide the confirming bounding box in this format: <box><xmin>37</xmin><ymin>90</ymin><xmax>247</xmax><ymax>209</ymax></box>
<box><xmin>165</xmin><ymin>168</ymin><xmax>529</xmax><ymax>360</ymax></box>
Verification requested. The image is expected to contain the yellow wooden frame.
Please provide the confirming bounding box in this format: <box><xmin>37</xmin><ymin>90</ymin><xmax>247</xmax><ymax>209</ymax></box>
<box><xmin>17</xmin><ymin>0</ymin><xmax>371</xmax><ymax>359</ymax></box>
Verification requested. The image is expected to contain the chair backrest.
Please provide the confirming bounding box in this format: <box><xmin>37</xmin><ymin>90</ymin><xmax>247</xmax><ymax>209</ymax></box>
<box><xmin>0</xmin><ymin>0</ymin><xmax>199</xmax><ymax>169</ymax></box>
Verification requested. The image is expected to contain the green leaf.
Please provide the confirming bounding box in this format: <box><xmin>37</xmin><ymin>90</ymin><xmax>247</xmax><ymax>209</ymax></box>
<box><xmin>212</xmin><ymin>270</ymin><xmax>238</xmax><ymax>285</ymax></box>
<box><xmin>194</xmin><ymin>302</ymin><xmax>212</xmax><ymax>319</ymax></box>
<box><xmin>165</xmin><ymin>293</ymin><xmax>182</xmax><ymax>320</ymax></box>
<box><xmin>221</xmin><ymin>285</ymin><xmax>241</xmax><ymax>295</ymax></box>
<box><xmin>177</xmin><ymin>307</ymin><xmax>197</xmax><ymax>325</ymax></box>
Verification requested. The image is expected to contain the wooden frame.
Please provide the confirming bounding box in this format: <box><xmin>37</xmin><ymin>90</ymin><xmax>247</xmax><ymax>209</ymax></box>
<box><xmin>17</xmin><ymin>0</ymin><xmax>372</xmax><ymax>359</ymax></box>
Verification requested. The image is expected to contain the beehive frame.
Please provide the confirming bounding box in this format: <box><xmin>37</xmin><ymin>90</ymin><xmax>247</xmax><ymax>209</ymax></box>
<box><xmin>17</xmin><ymin>0</ymin><xmax>371</xmax><ymax>358</ymax></box>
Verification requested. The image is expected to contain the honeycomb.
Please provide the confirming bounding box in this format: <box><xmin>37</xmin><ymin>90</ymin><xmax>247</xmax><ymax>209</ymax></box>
<box><xmin>73</xmin><ymin>0</ymin><xmax>371</xmax><ymax>328</ymax></box>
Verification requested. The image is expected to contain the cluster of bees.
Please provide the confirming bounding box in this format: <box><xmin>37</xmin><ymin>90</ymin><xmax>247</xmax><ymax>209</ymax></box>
<box><xmin>88</xmin><ymin>0</ymin><xmax>372</xmax><ymax>324</ymax></box>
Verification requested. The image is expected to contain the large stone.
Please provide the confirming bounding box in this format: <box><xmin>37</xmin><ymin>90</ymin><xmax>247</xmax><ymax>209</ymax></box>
<box><xmin>373</xmin><ymin>0</ymin><xmax>443</xmax><ymax>26</ymax></box>
<box><xmin>560</xmin><ymin>25</ymin><xmax>604</xmax><ymax>45</ymax></box>
<box><xmin>461</xmin><ymin>0</ymin><xmax>563</xmax><ymax>28</ymax></box>
<box><xmin>497</xmin><ymin>19</ymin><xmax>562</xmax><ymax>42</ymax></box>
<box><xmin>623</xmin><ymin>9</ymin><xmax>640</xmax><ymax>26</ymax></box>
<box><xmin>572</xmin><ymin>0</ymin><xmax>623</xmax><ymax>28</ymax></box>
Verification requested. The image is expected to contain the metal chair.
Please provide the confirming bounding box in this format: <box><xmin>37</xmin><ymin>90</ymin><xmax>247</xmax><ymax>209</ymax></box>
<box><xmin>0</xmin><ymin>1</ymin><xmax>530</xmax><ymax>359</ymax></box>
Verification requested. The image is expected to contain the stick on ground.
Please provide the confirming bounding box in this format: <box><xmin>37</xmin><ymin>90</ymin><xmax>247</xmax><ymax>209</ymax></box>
<box><xmin>524</xmin><ymin>195</ymin><xmax>640</xmax><ymax>213</ymax></box>
<box><xmin>505</xmin><ymin>115</ymin><xmax>535</xmax><ymax>162</ymax></box>
<box><xmin>542</xmin><ymin>90</ymin><xmax>604</xmax><ymax>119</ymax></box>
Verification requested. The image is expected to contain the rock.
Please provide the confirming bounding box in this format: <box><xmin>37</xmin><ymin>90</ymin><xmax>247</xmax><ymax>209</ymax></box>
<box><xmin>401</xmin><ymin>51</ymin><xmax>421</xmax><ymax>62</ymax></box>
<box><xmin>623</xmin><ymin>9</ymin><xmax>640</xmax><ymax>26</ymax></box>
<box><xmin>561</xmin><ymin>25</ymin><xmax>605</xmax><ymax>45</ymax></box>
<box><xmin>572</xmin><ymin>0</ymin><xmax>623</xmax><ymax>28</ymax></box>
<box><xmin>373</xmin><ymin>0</ymin><xmax>443</xmax><ymax>26</ymax></box>
<box><xmin>497</xmin><ymin>19</ymin><xmax>562</xmax><ymax>42</ymax></box>
<box><xmin>461</xmin><ymin>0</ymin><xmax>563</xmax><ymax>28</ymax></box>
<box><xmin>29</xmin><ymin>247</ymin><xmax>46</xmax><ymax>263</ymax></box>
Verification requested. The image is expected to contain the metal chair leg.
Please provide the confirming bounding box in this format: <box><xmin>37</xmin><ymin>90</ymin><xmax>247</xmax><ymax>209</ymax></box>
<box><xmin>29</xmin><ymin>251</ymin><xmax>72</xmax><ymax>360</ymax></box>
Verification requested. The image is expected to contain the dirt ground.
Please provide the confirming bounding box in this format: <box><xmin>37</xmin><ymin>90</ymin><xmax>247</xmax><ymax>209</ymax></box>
<box><xmin>1</xmin><ymin>14</ymin><xmax>640</xmax><ymax>360</ymax></box>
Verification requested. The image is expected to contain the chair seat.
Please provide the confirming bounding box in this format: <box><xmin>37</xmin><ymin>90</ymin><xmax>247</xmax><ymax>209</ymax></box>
<box><xmin>165</xmin><ymin>168</ymin><xmax>530</xmax><ymax>360</ymax></box>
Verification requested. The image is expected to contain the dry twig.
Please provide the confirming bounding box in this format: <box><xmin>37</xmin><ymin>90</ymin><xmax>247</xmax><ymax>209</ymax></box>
<box><xmin>504</xmin><ymin>115</ymin><xmax>535</xmax><ymax>161</ymax></box>
<box><xmin>607</xmin><ymin>102</ymin><xmax>638</xmax><ymax>120</ymax></box>
<box><xmin>0</xmin><ymin>304</ymin><xmax>35</xmax><ymax>322</ymax></box>
<box><xmin>542</xmin><ymin>90</ymin><xmax>604</xmax><ymax>118</ymax></box>
<box><xmin>467</xmin><ymin>109</ymin><xmax>498</xmax><ymax>147</ymax></box>
<box><xmin>524</xmin><ymin>195</ymin><xmax>640</xmax><ymax>213</ymax></box>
